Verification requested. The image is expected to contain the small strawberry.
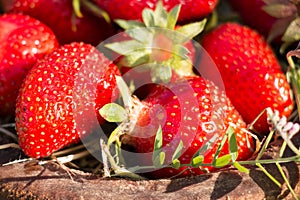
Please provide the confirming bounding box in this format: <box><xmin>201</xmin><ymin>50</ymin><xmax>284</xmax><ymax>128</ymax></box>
<box><xmin>200</xmin><ymin>23</ymin><xmax>294</xmax><ymax>134</ymax></box>
<box><xmin>3</xmin><ymin>0</ymin><xmax>115</xmax><ymax>46</ymax></box>
<box><xmin>94</xmin><ymin>0</ymin><xmax>218</xmax><ymax>23</ymax></box>
<box><xmin>104</xmin><ymin>75</ymin><xmax>254</xmax><ymax>179</ymax></box>
<box><xmin>15</xmin><ymin>42</ymin><xmax>120</xmax><ymax>158</ymax></box>
<box><xmin>0</xmin><ymin>13</ymin><xmax>58</xmax><ymax>118</ymax></box>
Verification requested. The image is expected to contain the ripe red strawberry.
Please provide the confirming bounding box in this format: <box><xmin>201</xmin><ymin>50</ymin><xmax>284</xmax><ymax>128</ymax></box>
<box><xmin>119</xmin><ymin>76</ymin><xmax>254</xmax><ymax>179</ymax></box>
<box><xmin>200</xmin><ymin>23</ymin><xmax>293</xmax><ymax>134</ymax></box>
<box><xmin>0</xmin><ymin>13</ymin><xmax>58</xmax><ymax>118</ymax></box>
<box><xmin>105</xmin><ymin>1</ymin><xmax>206</xmax><ymax>98</ymax></box>
<box><xmin>94</xmin><ymin>0</ymin><xmax>218</xmax><ymax>23</ymax></box>
<box><xmin>15</xmin><ymin>42</ymin><xmax>120</xmax><ymax>158</ymax></box>
<box><xmin>3</xmin><ymin>0</ymin><xmax>115</xmax><ymax>46</ymax></box>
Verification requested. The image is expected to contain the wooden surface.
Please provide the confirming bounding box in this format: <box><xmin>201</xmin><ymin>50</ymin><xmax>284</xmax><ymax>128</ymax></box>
<box><xmin>0</xmin><ymin>155</ymin><xmax>299</xmax><ymax>199</ymax></box>
<box><xmin>1</xmin><ymin>134</ymin><xmax>300</xmax><ymax>200</ymax></box>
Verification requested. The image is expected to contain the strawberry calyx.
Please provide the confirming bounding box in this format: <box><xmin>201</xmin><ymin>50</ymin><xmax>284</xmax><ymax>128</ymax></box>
<box><xmin>105</xmin><ymin>1</ymin><xmax>206</xmax><ymax>82</ymax></box>
<box><xmin>100</xmin><ymin>76</ymin><xmax>146</xmax><ymax>146</ymax></box>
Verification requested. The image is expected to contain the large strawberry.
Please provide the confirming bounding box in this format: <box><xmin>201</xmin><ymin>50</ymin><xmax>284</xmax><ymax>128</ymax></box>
<box><xmin>94</xmin><ymin>0</ymin><xmax>218</xmax><ymax>23</ymax></box>
<box><xmin>103</xmin><ymin>75</ymin><xmax>254</xmax><ymax>179</ymax></box>
<box><xmin>0</xmin><ymin>13</ymin><xmax>58</xmax><ymax>118</ymax></box>
<box><xmin>2</xmin><ymin>0</ymin><xmax>115</xmax><ymax>46</ymax></box>
<box><xmin>15</xmin><ymin>42</ymin><xmax>120</xmax><ymax>158</ymax></box>
<box><xmin>200</xmin><ymin>23</ymin><xmax>294</xmax><ymax>134</ymax></box>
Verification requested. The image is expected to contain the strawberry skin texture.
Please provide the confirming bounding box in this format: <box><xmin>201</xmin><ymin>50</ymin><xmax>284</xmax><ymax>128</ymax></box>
<box><xmin>94</xmin><ymin>0</ymin><xmax>218</xmax><ymax>22</ymax></box>
<box><xmin>15</xmin><ymin>42</ymin><xmax>120</xmax><ymax>158</ymax></box>
<box><xmin>127</xmin><ymin>76</ymin><xmax>254</xmax><ymax>179</ymax></box>
<box><xmin>0</xmin><ymin>13</ymin><xmax>58</xmax><ymax>118</ymax></box>
<box><xmin>4</xmin><ymin>0</ymin><xmax>115</xmax><ymax>46</ymax></box>
<box><xmin>201</xmin><ymin>23</ymin><xmax>293</xmax><ymax>133</ymax></box>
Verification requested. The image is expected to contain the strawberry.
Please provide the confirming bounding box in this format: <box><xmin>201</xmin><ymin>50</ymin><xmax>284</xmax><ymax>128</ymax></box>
<box><xmin>228</xmin><ymin>0</ymin><xmax>276</xmax><ymax>39</ymax></box>
<box><xmin>228</xmin><ymin>0</ymin><xmax>300</xmax><ymax>46</ymax></box>
<box><xmin>105</xmin><ymin>1</ymin><xmax>206</xmax><ymax>98</ymax></box>
<box><xmin>15</xmin><ymin>42</ymin><xmax>120</xmax><ymax>158</ymax></box>
<box><xmin>200</xmin><ymin>23</ymin><xmax>294</xmax><ymax>134</ymax></box>
<box><xmin>94</xmin><ymin>0</ymin><xmax>218</xmax><ymax>23</ymax></box>
<box><xmin>3</xmin><ymin>0</ymin><xmax>115</xmax><ymax>46</ymax></box>
<box><xmin>113</xmin><ymin>76</ymin><xmax>254</xmax><ymax>179</ymax></box>
<box><xmin>0</xmin><ymin>13</ymin><xmax>58</xmax><ymax>118</ymax></box>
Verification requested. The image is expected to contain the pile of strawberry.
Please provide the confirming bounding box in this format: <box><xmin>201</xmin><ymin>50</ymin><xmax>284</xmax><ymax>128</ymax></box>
<box><xmin>0</xmin><ymin>0</ymin><xmax>296</xmax><ymax>179</ymax></box>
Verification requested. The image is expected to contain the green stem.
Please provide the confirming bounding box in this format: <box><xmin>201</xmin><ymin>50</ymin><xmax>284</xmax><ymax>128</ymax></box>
<box><xmin>127</xmin><ymin>154</ymin><xmax>300</xmax><ymax>173</ymax></box>
<box><xmin>282</xmin><ymin>135</ymin><xmax>300</xmax><ymax>156</ymax></box>
<box><xmin>107</xmin><ymin>125</ymin><xmax>123</xmax><ymax>147</ymax></box>
<box><xmin>80</xmin><ymin>0</ymin><xmax>111</xmax><ymax>23</ymax></box>
<box><xmin>72</xmin><ymin>0</ymin><xmax>83</xmax><ymax>18</ymax></box>
<box><xmin>276</xmin><ymin>162</ymin><xmax>299</xmax><ymax>200</ymax></box>
<box><xmin>256</xmin><ymin>130</ymin><xmax>275</xmax><ymax>160</ymax></box>
<box><xmin>116</xmin><ymin>75</ymin><xmax>132</xmax><ymax>108</ymax></box>
<box><xmin>256</xmin><ymin>163</ymin><xmax>282</xmax><ymax>187</ymax></box>
<box><xmin>238</xmin><ymin>156</ymin><xmax>300</xmax><ymax>165</ymax></box>
<box><xmin>279</xmin><ymin>141</ymin><xmax>287</xmax><ymax>158</ymax></box>
<box><xmin>101</xmin><ymin>140</ymin><xmax>145</xmax><ymax>180</ymax></box>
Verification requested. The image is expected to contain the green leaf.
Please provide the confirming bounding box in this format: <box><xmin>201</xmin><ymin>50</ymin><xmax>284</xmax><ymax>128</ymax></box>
<box><xmin>166</xmin><ymin>5</ymin><xmax>181</xmax><ymax>29</ymax></box>
<box><xmin>153</xmin><ymin>151</ymin><xmax>166</xmax><ymax>167</ymax></box>
<box><xmin>152</xmin><ymin>126</ymin><xmax>166</xmax><ymax>167</ymax></box>
<box><xmin>142</xmin><ymin>8</ymin><xmax>155</xmax><ymax>27</ymax></box>
<box><xmin>212</xmin><ymin>131</ymin><xmax>229</xmax><ymax>165</ymax></box>
<box><xmin>115</xmin><ymin>19</ymin><xmax>145</xmax><ymax>29</ymax></box>
<box><xmin>172</xmin><ymin>44</ymin><xmax>190</xmax><ymax>60</ymax></box>
<box><xmin>214</xmin><ymin>154</ymin><xmax>231</xmax><ymax>168</ymax></box>
<box><xmin>282</xmin><ymin>17</ymin><xmax>300</xmax><ymax>43</ymax></box>
<box><xmin>190</xmin><ymin>135</ymin><xmax>218</xmax><ymax>167</ymax></box>
<box><xmin>153</xmin><ymin>1</ymin><xmax>168</xmax><ymax>27</ymax></box>
<box><xmin>99</xmin><ymin>103</ymin><xmax>127</xmax><ymax>122</ymax></box>
<box><xmin>228</xmin><ymin>127</ymin><xmax>238</xmax><ymax>162</ymax></box>
<box><xmin>176</xmin><ymin>19</ymin><xmax>207</xmax><ymax>43</ymax></box>
<box><xmin>126</xmin><ymin>51</ymin><xmax>149</xmax><ymax>67</ymax></box>
<box><xmin>126</xmin><ymin>28</ymin><xmax>153</xmax><ymax>43</ymax></box>
<box><xmin>191</xmin><ymin>155</ymin><xmax>204</xmax><ymax>168</ymax></box>
<box><xmin>192</xmin><ymin>134</ymin><xmax>218</xmax><ymax>158</ymax></box>
<box><xmin>125</xmin><ymin>50</ymin><xmax>150</xmax><ymax>67</ymax></box>
<box><xmin>154</xmin><ymin>126</ymin><xmax>163</xmax><ymax>151</ymax></box>
<box><xmin>262</xmin><ymin>3</ymin><xmax>296</xmax><ymax>18</ymax></box>
<box><xmin>105</xmin><ymin>40</ymin><xmax>145</xmax><ymax>56</ymax></box>
<box><xmin>115</xmin><ymin>75</ymin><xmax>133</xmax><ymax>109</ymax></box>
<box><xmin>172</xmin><ymin>159</ymin><xmax>181</xmax><ymax>169</ymax></box>
<box><xmin>233</xmin><ymin>162</ymin><xmax>250</xmax><ymax>174</ymax></box>
<box><xmin>172</xmin><ymin>140</ymin><xmax>183</xmax><ymax>161</ymax></box>
<box><xmin>151</xmin><ymin>64</ymin><xmax>172</xmax><ymax>83</ymax></box>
